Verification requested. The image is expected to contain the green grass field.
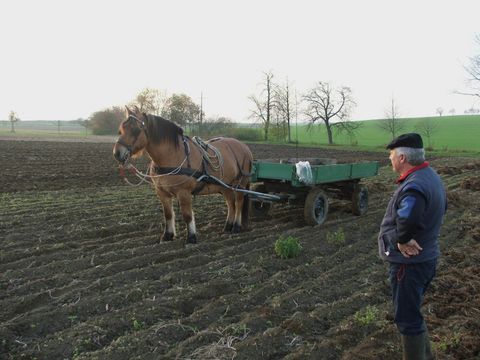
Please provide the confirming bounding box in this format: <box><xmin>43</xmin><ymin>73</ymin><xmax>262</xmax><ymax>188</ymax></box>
<box><xmin>291</xmin><ymin>115</ymin><xmax>480</xmax><ymax>152</ymax></box>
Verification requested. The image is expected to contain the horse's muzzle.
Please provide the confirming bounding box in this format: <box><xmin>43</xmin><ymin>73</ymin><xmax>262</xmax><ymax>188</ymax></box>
<box><xmin>113</xmin><ymin>144</ymin><xmax>130</xmax><ymax>164</ymax></box>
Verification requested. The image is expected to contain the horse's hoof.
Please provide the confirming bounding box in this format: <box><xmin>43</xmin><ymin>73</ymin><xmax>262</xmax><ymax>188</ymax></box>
<box><xmin>231</xmin><ymin>223</ymin><xmax>241</xmax><ymax>233</ymax></box>
<box><xmin>223</xmin><ymin>222</ymin><xmax>233</xmax><ymax>233</ymax></box>
<box><xmin>186</xmin><ymin>234</ymin><xmax>197</xmax><ymax>244</ymax></box>
<box><xmin>162</xmin><ymin>232</ymin><xmax>174</xmax><ymax>242</ymax></box>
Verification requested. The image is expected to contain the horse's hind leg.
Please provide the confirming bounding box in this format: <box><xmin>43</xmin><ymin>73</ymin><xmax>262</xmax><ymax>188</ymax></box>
<box><xmin>178</xmin><ymin>191</ymin><xmax>197</xmax><ymax>244</ymax></box>
<box><xmin>222</xmin><ymin>191</ymin><xmax>236</xmax><ymax>233</ymax></box>
<box><xmin>232</xmin><ymin>191</ymin><xmax>245</xmax><ymax>233</ymax></box>
<box><xmin>156</xmin><ymin>187</ymin><xmax>175</xmax><ymax>242</ymax></box>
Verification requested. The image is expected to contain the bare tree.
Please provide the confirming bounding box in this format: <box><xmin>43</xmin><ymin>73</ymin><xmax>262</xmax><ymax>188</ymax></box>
<box><xmin>464</xmin><ymin>107</ymin><xmax>480</xmax><ymax>114</ymax></box>
<box><xmin>273</xmin><ymin>78</ymin><xmax>294</xmax><ymax>143</ymax></box>
<box><xmin>436</xmin><ymin>107</ymin><xmax>444</xmax><ymax>116</ymax></box>
<box><xmin>248</xmin><ymin>71</ymin><xmax>274</xmax><ymax>141</ymax></box>
<box><xmin>303</xmin><ymin>82</ymin><xmax>358</xmax><ymax>145</ymax></box>
<box><xmin>131</xmin><ymin>88</ymin><xmax>167</xmax><ymax>115</ymax></box>
<box><xmin>415</xmin><ymin>118</ymin><xmax>439</xmax><ymax>149</ymax></box>
<box><xmin>457</xmin><ymin>34</ymin><xmax>480</xmax><ymax>99</ymax></box>
<box><xmin>8</xmin><ymin>111</ymin><xmax>19</xmax><ymax>133</ymax></box>
<box><xmin>448</xmin><ymin>108</ymin><xmax>456</xmax><ymax>116</ymax></box>
<box><xmin>377</xmin><ymin>97</ymin><xmax>406</xmax><ymax>140</ymax></box>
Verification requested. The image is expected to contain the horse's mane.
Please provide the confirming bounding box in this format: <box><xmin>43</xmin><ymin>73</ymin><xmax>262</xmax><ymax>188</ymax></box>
<box><xmin>144</xmin><ymin>114</ymin><xmax>184</xmax><ymax>147</ymax></box>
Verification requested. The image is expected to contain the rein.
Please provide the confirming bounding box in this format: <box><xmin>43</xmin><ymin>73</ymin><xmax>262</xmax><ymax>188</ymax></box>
<box><xmin>119</xmin><ymin>153</ymin><xmax>191</xmax><ymax>187</ymax></box>
<box><xmin>192</xmin><ymin>136</ymin><xmax>224</xmax><ymax>172</ymax></box>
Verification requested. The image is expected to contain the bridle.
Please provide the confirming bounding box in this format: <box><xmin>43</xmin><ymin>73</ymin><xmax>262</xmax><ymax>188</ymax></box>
<box><xmin>115</xmin><ymin>114</ymin><xmax>148</xmax><ymax>156</ymax></box>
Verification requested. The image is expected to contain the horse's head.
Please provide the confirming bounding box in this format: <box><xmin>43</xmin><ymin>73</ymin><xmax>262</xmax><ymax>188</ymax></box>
<box><xmin>113</xmin><ymin>106</ymin><xmax>149</xmax><ymax>164</ymax></box>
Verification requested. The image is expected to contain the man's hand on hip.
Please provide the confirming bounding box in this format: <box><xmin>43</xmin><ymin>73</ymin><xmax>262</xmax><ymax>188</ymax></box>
<box><xmin>398</xmin><ymin>239</ymin><xmax>422</xmax><ymax>258</ymax></box>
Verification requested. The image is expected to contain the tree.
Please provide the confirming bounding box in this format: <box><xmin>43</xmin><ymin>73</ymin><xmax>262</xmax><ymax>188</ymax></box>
<box><xmin>8</xmin><ymin>111</ymin><xmax>19</xmax><ymax>133</ymax></box>
<box><xmin>415</xmin><ymin>118</ymin><xmax>439</xmax><ymax>149</ymax></box>
<box><xmin>458</xmin><ymin>34</ymin><xmax>480</xmax><ymax>99</ymax></box>
<box><xmin>200</xmin><ymin>116</ymin><xmax>234</xmax><ymax>137</ymax></box>
<box><xmin>448</xmin><ymin>108</ymin><xmax>456</xmax><ymax>116</ymax></box>
<box><xmin>89</xmin><ymin>106</ymin><xmax>124</xmax><ymax>135</ymax></box>
<box><xmin>131</xmin><ymin>88</ymin><xmax>167</xmax><ymax>115</ymax></box>
<box><xmin>377</xmin><ymin>97</ymin><xmax>406</xmax><ymax>140</ymax></box>
<box><xmin>273</xmin><ymin>78</ymin><xmax>294</xmax><ymax>143</ymax></box>
<box><xmin>436</xmin><ymin>107</ymin><xmax>444</xmax><ymax>116</ymax></box>
<box><xmin>161</xmin><ymin>93</ymin><xmax>202</xmax><ymax>131</ymax></box>
<box><xmin>248</xmin><ymin>71</ymin><xmax>274</xmax><ymax>141</ymax></box>
<box><xmin>464</xmin><ymin>107</ymin><xmax>480</xmax><ymax>114</ymax></box>
<box><xmin>303</xmin><ymin>81</ymin><xmax>358</xmax><ymax>145</ymax></box>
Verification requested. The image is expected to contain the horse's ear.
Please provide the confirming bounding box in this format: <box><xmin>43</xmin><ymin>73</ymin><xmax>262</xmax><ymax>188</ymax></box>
<box><xmin>125</xmin><ymin>106</ymin><xmax>133</xmax><ymax>115</ymax></box>
<box><xmin>133</xmin><ymin>105</ymin><xmax>141</xmax><ymax>113</ymax></box>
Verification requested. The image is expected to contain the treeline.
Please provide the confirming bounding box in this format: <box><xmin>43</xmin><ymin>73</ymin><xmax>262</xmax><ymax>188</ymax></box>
<box><xmin>87</xmin><ymin>89</ymin><xmax>262</xmax><ymax>141</ymax></box>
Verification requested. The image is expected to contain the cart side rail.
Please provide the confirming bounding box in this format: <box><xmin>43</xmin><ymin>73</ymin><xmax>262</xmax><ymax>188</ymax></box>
<box><xmin>251</xmin><ymin>160</ymin><xmax>379</xmax><ymax>186</ymax></box>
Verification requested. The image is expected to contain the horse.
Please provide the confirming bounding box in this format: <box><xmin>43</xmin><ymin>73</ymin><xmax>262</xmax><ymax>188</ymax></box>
<box><xmin>113</xmin><ymin>106</ymin><xmax>253</xmax><ymax>244</ymax></box>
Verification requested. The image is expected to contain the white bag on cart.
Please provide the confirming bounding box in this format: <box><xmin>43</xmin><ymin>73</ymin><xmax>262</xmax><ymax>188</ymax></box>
<box><xmin>295</xmin><ymin>161</ymin><xmax>313</xmax><ymax>185</ymax></box>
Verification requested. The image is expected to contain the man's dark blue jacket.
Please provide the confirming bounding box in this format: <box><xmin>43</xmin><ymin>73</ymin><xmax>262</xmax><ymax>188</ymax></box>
<box><xmin>378</xmin><ymin>163</ymin><xmax>447</xmax><ymax>264</ymax></box>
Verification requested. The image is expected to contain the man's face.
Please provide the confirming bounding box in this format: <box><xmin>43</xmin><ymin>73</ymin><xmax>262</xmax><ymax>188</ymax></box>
<box><xmin>389</xmin><ymin>149</ymin><xmax>404</xmax><ymax>173</ymax></box>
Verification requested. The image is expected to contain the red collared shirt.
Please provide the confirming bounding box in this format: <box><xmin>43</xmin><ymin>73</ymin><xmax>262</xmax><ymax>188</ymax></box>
<box><xmin>396</xmin><ymin>162</ymin><xmax>429</xmax><ymax>184</ymax></box>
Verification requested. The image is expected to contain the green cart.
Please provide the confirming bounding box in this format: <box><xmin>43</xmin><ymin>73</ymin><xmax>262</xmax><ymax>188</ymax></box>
<box><xmin>248</xmin><ymin>158</ymin><xmax>379</xmax><ymax>226</ymax></box>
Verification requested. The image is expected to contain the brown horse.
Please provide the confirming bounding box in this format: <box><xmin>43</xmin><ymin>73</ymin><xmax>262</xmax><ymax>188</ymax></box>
<box><xmin>113</xmin><ymin>106</ymin><xmax>253</xmax><ymax>244</ymax></box>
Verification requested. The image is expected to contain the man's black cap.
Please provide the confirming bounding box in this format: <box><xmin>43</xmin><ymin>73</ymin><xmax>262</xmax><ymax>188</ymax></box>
<box><xmin>386</xmin><ymin>133</ymin><xmax>423</xmax><ymax>150</ymax></box>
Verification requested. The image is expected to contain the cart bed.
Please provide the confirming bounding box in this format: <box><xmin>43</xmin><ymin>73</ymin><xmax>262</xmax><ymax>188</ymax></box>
<box><xmin>251</xmin><ymin>159</ymin><xmax>379</xmax><ymax>186</ymax></box>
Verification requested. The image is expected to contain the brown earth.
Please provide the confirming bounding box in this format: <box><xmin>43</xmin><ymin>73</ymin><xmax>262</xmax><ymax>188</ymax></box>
<box><xmin>0</xmin><ymin>138</ymin><xmax>479</xmax><ymax>359</ymax></box>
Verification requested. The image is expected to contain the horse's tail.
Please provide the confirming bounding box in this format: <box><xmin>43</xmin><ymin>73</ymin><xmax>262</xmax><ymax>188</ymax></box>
<box><xmin>242</xmin><ymin>183</ymin><xmax>250</xmax><ymax>230</ymax></box>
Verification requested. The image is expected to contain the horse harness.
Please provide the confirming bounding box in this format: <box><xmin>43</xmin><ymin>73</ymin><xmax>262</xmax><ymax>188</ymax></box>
<box><xmin>153</xmin><ymin>136</ymin><xmax>249</xmax><ymax>195</ymax></box>
<box><xmin>118</xmin><ymin>114</ymin><xmax>249</xmax><ymax>194</ymax></box>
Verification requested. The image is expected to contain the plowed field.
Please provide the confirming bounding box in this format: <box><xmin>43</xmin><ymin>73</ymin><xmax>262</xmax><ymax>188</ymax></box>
<box><xmin>1</xmin><ymin>139</ymin><xmax>479</xmax><ymax>359</ymax></box>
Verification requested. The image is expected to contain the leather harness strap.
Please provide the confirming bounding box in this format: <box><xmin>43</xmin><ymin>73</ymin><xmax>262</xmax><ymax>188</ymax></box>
<box><xmin>153</xmin><ymin>135</ymin><xmax>249</xmax><ymax>195</ymax></box>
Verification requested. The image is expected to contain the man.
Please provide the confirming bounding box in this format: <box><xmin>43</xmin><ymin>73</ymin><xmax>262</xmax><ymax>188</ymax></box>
<box><xmin>378</xmin><ymin>133</ymin><xmax>447</xmax><ymax>360</ymax></box>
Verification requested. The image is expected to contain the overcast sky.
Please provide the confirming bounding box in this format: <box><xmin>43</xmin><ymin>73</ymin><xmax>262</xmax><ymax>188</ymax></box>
<box><xmin>1</xmin><ymin>0</ymin><xmax>479</xmax><ymax>121</ymax></box>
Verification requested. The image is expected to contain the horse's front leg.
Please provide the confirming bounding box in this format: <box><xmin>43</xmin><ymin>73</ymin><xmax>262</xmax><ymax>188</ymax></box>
<box><xmin>177</xmin><ymin>191</ymin><xmax>197</xmax><ymax>244</ymax></box>
<box><xmin>155</xmin><ymin>187</ymin><xmax>175</xmax><ymax>242</ymax></box>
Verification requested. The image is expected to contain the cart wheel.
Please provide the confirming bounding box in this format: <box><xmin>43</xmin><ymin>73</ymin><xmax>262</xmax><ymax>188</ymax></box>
<box><xmin>304</xmin><ymin>187</ymin><xmax>329</xmax><ymax>226</ymax></box>
<box><xmin>352</xmin><ymin>185</ymin><xmax>368</xmax><ymax>215</ymax></box>
<box><xmin>249</xmin><ymin>184</ymin><xmax>271</xmax><ymax>218</ymax></box>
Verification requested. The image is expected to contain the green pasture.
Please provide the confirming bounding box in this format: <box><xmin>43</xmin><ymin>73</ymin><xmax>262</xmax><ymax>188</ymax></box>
<box><xmin>290</xmin><ymin>115</ymin><xmax>480</xmax><ymax>152</ymax></box>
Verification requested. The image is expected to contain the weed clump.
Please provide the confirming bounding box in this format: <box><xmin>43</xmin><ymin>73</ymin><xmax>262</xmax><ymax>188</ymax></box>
<box><xmin>354</xmin><ymin>305</ymin><xmax>379</xmax><ymax>326</ymax></box>
<box><xmin>275</xmin><ymin>236</ymin><xmax>301</xmax><ymax>259</ymax></box>
<box><xmin>326</xmin><ymin>228</ymin><xmax>346</xmax><ymax>245</ymax></box>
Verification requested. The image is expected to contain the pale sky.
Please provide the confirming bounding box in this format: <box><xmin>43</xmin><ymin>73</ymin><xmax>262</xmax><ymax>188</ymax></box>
<box><xmin>1</xmin><ymin>0</ymin><xmax>479</xmax><ymax>121</ymax></box>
